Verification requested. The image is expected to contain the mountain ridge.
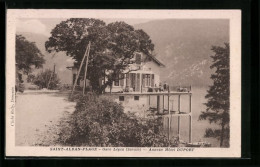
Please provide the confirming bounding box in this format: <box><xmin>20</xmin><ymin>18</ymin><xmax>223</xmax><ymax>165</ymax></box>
<box><xmin>134</xmin><ymin>19</ymin><xmax>229</xmax><ymax>86</ymax></box>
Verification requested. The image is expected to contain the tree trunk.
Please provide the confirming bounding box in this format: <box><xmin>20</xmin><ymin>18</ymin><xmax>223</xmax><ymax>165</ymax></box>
<box><xmin>90</xmin><ymin>76</ymin><xmax>101</xmax><ymax>94</ymax></box>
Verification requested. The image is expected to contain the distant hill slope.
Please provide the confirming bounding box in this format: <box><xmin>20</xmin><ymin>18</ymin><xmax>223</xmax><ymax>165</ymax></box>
<box><xmin>17</xmin><ymin>19</ymin><xmax>229</xmax><ymax>86</ymax></box>
<box><xmin>134</xmin><ymin>19</ymin><xmax>229</xmax><ymax>86</ymax></box>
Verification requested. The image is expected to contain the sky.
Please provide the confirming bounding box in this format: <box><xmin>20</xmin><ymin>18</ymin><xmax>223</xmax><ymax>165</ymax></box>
<box><xmin>16</xmin><ymin>18</ymin><xmax>153</xmax><ymax>37</ymax></box>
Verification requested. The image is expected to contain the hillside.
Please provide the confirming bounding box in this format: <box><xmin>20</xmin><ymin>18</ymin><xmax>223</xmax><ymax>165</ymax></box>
<box><xmin>134</xmin><ymin>19</ymin><xmax>229</xmax><ymax>86</ymax></box>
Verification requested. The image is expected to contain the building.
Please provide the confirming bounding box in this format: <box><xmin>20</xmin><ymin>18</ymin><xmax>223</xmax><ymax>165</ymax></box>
<box><xmin>67</xmin><ymin>52</ymin><xmax>165</xmax><ymax>93</ymax></box>
<box><xmin>67</xmin><ymin>52</ymin><xmax>166</xmax><ymax>114</ymax></box>
<box><xmin>104</xmin><ymin>52</ymin><xmax>165</xmax><ymax>93</ymax></box>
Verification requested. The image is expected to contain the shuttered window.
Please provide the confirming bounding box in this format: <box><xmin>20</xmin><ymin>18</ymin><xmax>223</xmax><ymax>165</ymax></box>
<box><xmin>142</xmin><ymin>74</ymin><xmax>145</xmax><ymax>87</ymax></box>
<box><xmin>114</xmin><ymin>74</ymin><xmax>119</xmax><ymax>86</ymax></box>
<box><xmin>136</xmin><ymin>73</ymin><xmax>140</xmax><ymax>91</ymax></box>
<box><xmin>145</xmin><ymin>74</ymin><xmax>151</xmax><ymax>87</ymax></box>
<box><xmin>151</xmin><ymin>74</ymin><xmax>154</xmax><ymax>87</ymax></box>
<box><xmin>136</xmin><ymin>53</ymin><xmax>141</xmax><ymax>65</ymax></box>
<box><xmin>115</xmin><ymin>73</ymin><xmax>125</xmax><ymax>86</ymax></box>
<box><xmin>147</xmin><ymin>74</ymin><xmax>151</xmax><ymax>86</ymax></box>
<box><xmin>126</xmin><ymin>73</ymin><xmax>129</xmax><ymax>87</ymax></box>
<box><xmin>130</xmin><ymin>73</ymin><xmax>136</xmax><ymax>89</ymax></box>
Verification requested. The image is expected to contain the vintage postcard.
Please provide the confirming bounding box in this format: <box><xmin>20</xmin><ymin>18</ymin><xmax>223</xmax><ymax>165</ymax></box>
<box><xmin>6</xmin><ymin>10</ymin><xmax>241</xmax><ymax>157</ymax></box>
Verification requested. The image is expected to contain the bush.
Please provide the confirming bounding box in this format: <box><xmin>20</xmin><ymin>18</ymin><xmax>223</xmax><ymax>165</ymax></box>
<box><xmin>27</xmin><ymin>74</ymin><xmax>36</xmax><ymax>83</ymax></box>
<box><xmin>15</xmin><ymin>83</ymin><xmax>25</xmax><ymax>93</ymax></box>
<box><xmin>34</xmin><ymin>69</ymin><xmax>60</xmax><ymax>90</ymax></box>
<box><xmin>58</xmin><ymin>93</ymin><xmax>177</xmax><ymax>147</ymax></box>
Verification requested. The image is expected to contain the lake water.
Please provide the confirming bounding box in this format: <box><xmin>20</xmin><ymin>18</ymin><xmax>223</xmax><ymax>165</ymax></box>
<box><xmin>149</xmin><ymin>86</ymin><xmax>219</xmax><ymax>147</ymax></box>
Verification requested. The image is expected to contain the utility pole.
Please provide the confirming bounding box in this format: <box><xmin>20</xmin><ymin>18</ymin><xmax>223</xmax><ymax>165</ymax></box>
<box><xmin>83</xmin><ymin>42</ymin><xmax>91</xmax><ymax>95</ymax></box>
<box><xmin>47</xmin><ymin>63</ymin><xmax>56</xmax><ymax>89</ymax></box>
<box><xmin>71</xmin><ymin>42</ymin><xmax>90</xmax><ymax>96</ymax></box>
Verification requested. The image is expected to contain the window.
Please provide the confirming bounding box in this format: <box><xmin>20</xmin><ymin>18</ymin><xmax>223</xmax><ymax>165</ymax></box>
<box><xmin>151</xmin><ymin>74</ymin><xmax>154</xmax><ymax>87</ymax></box>
<box><xmin>119</xmin><ymin>96</ymin><xmax>124</xmax><ymax>101</ymax></box>
<box><xmin>114</xmin><ymin>74</ymin><xmax>119</xmax><ymax>86</ymax></box>
<box><xmin>142</xmin><ymin>74</ymin><xmax>145</xmax><ymax>86</ymax></box>
<box><xmin>134</xmin><ymin>96</ymin><xmax>139</xmax><ymax>101</ymax></box>
<box><xmin>145</xmin><ymin>74</ymin><xmax>151</xmax><ymax>87</ymax></box>
<box><xmin>136</xmin><ymin>53</ymin><xmax>141</xmax><ymax>64</ymax></box>
<box><xmin>147</xmin><ymin>74</ymin><xmax>151</xmax><ymax>86</ymax></box>
<box><xmin>130</xmin><ymin>73</ymin><xmax>136</xmax><ymax>89</ymax></box>
<box><xmin>115</xmin><ymin>73</ymin><xmax>125</xmax><ymax>86</ymax></box>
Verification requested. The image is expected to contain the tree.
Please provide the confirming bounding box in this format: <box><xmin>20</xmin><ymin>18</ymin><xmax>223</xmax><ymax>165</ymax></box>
<box><xmin>45</xmin><ymin>19</ymin><xmax>154</xmax><ymax>93</ymax></box>
<box><xmin>16</xmin><ymin>35</ymin><xmax>45</xmax><ymax>75</ymax></box>
<box><xmin>199</xmin><ymin>43</ymin><xmax>230</xmax><ymax>147</ymax></box>
<box><xmin>34</xmin><ymin>69</ymin><xmax>60</xmax><ymax>90</ymax></box>
<box><xmin>97</xmin><ymin>22</ymin><xmax>154</xmax><ymax>93</ymax></box>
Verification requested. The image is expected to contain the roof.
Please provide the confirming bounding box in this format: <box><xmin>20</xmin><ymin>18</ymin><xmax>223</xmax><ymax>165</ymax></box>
<box><xmin>146</xmin><ymin>53</ymin><xmax>166</xmax><ymax>67</ymax></box>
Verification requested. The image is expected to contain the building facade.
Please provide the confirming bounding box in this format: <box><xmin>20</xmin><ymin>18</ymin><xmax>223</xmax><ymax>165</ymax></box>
<box><xmin>67</xmin><ymin>52</ymin><xmax>165</xmax><ymax>93</ymax></box>
<box><xmin>105</xmin><ymin>52</ymin><xmax>165</xmax><ymax>93</ymax></box>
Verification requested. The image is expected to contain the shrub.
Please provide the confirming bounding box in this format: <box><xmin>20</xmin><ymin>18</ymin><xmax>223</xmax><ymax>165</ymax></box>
<box><xmin>15</xmin><ymin>83</ymin><xmax>25</xmax><ymax>93</ymax></box>
<box><xmin>34</xmin><ymin>69</ymin><xmax>60</xmax><ymax>90</ymax></box>
<box><xmin>58</xmin><ymin>93</ymin><xmax>176</xmax><ymax>147</ymax></box>
<box><xmin>27</xmin><ymin>74</ymin><xmax>36</xmax><ymax>83</ymax></box>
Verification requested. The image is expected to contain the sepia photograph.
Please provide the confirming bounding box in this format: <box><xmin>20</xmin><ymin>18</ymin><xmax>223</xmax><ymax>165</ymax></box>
<box><xmin>6</xmin><ymin>10</ymin><xmax>241</xmax><ymax>157</ymax></box>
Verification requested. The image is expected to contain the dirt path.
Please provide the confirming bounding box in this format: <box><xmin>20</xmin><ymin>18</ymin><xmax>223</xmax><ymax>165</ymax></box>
<box><xmin>15</xmin><ymin>91</ymin><xmax>76</xmax><ymax>146</ymax></box>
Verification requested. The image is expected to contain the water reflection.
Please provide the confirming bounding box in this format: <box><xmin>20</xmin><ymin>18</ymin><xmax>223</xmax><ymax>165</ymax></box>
<box><xmin>161</xmin><ymin>115</ymin><xmax>191</xmax><ymax>143</ymax></box>
<box><xmin>148</xmin><ymin>94</ymin><xmax>192</xmax><ymax>143</ymax></box>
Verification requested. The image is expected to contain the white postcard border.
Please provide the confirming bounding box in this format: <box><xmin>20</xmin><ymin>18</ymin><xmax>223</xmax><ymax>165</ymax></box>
<box><xmin>6</xmin><ymin>9</ymin><xmax>241</xmax><ymax>157</ymax></box>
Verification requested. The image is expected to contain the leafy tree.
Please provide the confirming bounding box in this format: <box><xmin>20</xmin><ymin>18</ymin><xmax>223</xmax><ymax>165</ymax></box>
<box><xmin>45</xmin><ymin>19</ymin><xmax>154</xmax><ymax>93</ymax></box>
<box><xmin>34</xmin><ymin>69</ymin><xmax>60</xmax><ymax>89</ymax></box>
<box><xmin>45</xmin><ymin>18</ymin><xmax>107</xmax><ymax>93</ymax></box>
<box><xmin>16</xmin><ymin>35</ymin><xmax>45</xmax><ymax>75</ymax></box>
<box><xmin>97</xmin><ymin>22</ymin><xmax>154</xmax><ymax>93</ymax></box>
<box><xmin>199</xmin><ymin>43</ymin><xmax>230</xmax><ymax>147</ymax></box>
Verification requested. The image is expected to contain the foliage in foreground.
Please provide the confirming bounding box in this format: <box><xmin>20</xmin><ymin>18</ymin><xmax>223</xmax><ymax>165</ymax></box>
<box><xmin>199</xmin><ymin>43</ymin><xmax>230</xmax><ymax>147</ymax></box>
<box><xmin>57</xmin><ymin>93</ymin><xmax>176</xmax><ymax>147</ymax></box>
